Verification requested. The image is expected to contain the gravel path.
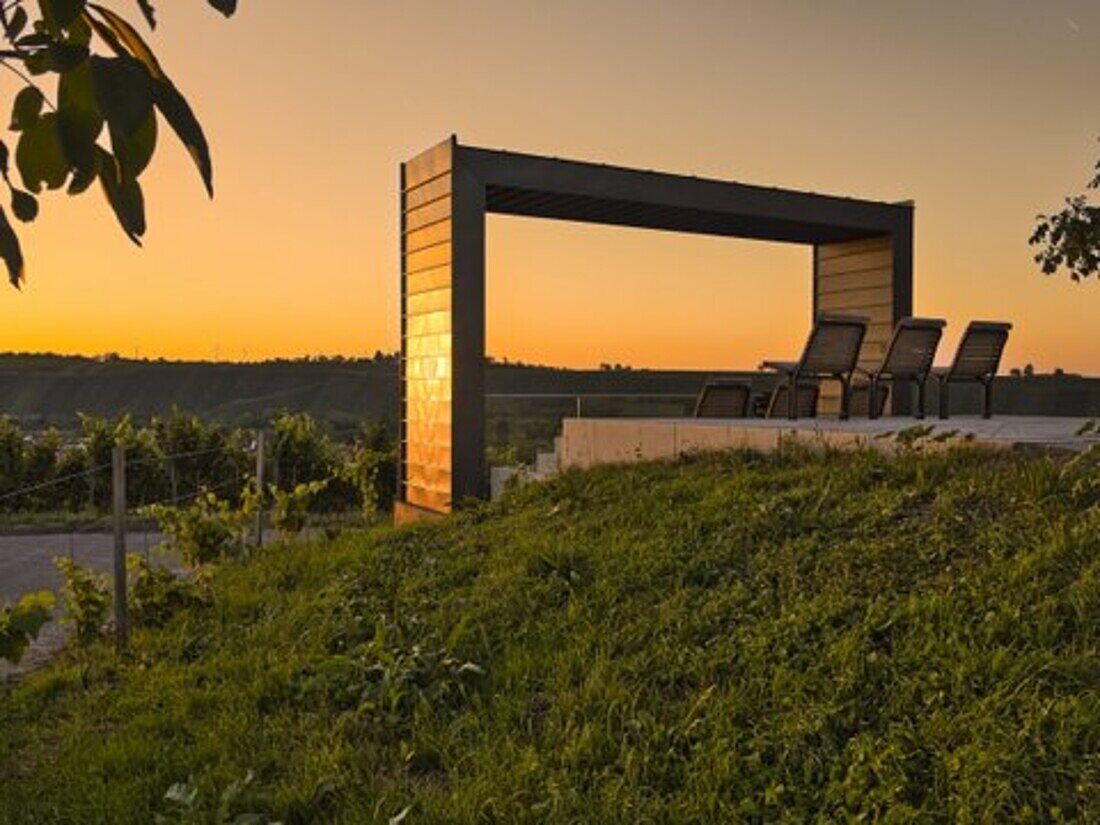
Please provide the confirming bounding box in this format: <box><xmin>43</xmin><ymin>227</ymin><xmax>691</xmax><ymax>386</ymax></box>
<box><xmin>0</xmin><ymin>530</ymin><xmax>167</xmax><ymax>683</ymax></box>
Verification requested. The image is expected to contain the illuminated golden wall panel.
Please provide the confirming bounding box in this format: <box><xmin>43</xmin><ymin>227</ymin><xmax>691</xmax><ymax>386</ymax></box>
<box><xmin>401</xmin><ymin>139</ymin><xmax>455</xmax><ymax>513</ymax></box>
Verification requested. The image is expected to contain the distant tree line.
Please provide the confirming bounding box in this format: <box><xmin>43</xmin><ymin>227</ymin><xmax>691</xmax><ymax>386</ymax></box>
<box><xmin>0</xmin><ymin>351</ymin><xmax>401</xmax><ymax>366</ymax></box>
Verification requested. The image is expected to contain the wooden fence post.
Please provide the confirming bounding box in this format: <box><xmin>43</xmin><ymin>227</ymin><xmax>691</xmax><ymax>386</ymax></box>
<box><xmin>255</xmin><ymin>430</ymin><xmax>265</xmax><ymax>548</ymax></box>
<box><xmin>112</xmin><ymin>444</ymin><xmax>128</xmax><ymax>651</ymax></box>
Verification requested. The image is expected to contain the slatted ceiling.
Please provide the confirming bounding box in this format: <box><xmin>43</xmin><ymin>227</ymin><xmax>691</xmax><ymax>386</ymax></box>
<box><xmin>487</xmin><ymin>185</ymin><xmax>877</xmax><ymax>244</ymax></box>
<box><xmin>405</xmin><ymin>139</ymin><xmax>453</xmax><ymax>187</ymax></box>
<box><xmin>489</xmin><ymin>188</ymin><xmax>559</xmax><ymax>211</ymax></box>
<box><xmin>405</xmin><ymin>173</ymin><xmax>451</xmax><ymax>211</ymax></box>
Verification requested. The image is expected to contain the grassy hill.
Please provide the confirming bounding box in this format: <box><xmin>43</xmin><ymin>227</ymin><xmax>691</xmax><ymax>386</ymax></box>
<box><xmin>1</xmin><ymin>445</ymin><xmax>1097</xmax><ymax>822</ymax></box>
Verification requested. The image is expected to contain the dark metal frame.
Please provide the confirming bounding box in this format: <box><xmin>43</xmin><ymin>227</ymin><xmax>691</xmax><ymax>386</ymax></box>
<box><xmin>399</xmin><ymin>136</ymin><xmax>915</xmax><ymax>513</ymax></box>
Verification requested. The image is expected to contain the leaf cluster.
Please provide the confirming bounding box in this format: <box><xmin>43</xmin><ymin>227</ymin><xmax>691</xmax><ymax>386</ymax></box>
<box><xmin>146</xmin><ymin>488</ymin><xmax>254</xmax><ymax>567</ymax></box>
<box><xmin>0</xmin><ymin>589</ymin><xmax>54</xmax><ymax>663</ymax></box>
<box><xmin>54</xmin><ymin>554</ymin><xmax>110</xmax><ymax>645</ymax></box>
<box><xmin>127</xmin><ymin>554</ymin><xmax>208</xmax><ymax>628</ymax></box>
<box><xmin>1030</xmin><ymin>153</ymin><xmax>1100</xmax><ymax>282</ymax></box>
<box><xmin>0</xmin><ymin>0</ymin><xmax>237</xmax><ymax>287</ymax></box>
<box><xmin>269</xmin><ymin>479</ymin><xmax>328</xmax><ymax>535</ymax></box>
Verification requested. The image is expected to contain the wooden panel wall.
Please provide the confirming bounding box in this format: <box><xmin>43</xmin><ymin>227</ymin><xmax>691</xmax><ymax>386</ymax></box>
<box><xmin>814</xmin><ymin>236</ymin><xmax>895</xmax><ymax>414</ymax></box>
<box><xmin>401</xmin><ymin>140</ymin><xmax>454</xmax><ymax>513</ymax></box>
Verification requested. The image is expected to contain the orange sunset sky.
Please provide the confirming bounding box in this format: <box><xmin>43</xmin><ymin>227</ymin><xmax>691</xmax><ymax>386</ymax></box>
<box><xmin>1</xmin><ymin>1</ymin><xmax>1097</xmax><ymax>373</ymax></box>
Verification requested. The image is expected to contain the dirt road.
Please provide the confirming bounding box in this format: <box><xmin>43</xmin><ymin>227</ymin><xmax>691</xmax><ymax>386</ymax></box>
<box><xmin>0</xmin><ymin>530</ymin><xmax>167</xmax><ymax>682</ymax></box>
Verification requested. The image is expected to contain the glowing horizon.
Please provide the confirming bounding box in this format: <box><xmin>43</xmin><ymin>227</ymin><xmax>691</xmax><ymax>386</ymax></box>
<box><xmin>1</xmin><ymin>1</ymin><xmax>1097</xmax><ymax>374</ymax></box>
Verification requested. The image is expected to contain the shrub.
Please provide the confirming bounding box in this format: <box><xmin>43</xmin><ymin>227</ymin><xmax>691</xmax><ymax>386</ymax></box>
<box><xmin>270</xmin><ymin>480</ymin><xmax>328</xmax><ymax>535</ymax></box>
<box><xmin>271</xmin><ymin>412</ymin><xmax>337</xmax><ymax>490</ymax></box>
<box><xmin>127</xmin><ymin>556</ymin><xmax>209</xmax><ymax>628</ymax></box>
<box><xmin>0</xmin><ymin>591</ymin><xmax>55</xmax><ymax>664</ymax></box>
<box><xmin>54</xmin><ymin>558</ymin><xmax>111</xmax><ymax>646</ymax></box>
<box><xmin>341</xmin><ymin>441</ymin><xmax>397</xmax><ymax>518</ymax></box>
<box><xmin>147</xmin><ymin>490</ymin><xmax>253</xmax><ymax>567</ymax></box>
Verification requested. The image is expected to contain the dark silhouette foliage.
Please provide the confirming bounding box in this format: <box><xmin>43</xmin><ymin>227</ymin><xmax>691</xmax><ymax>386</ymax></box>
<box><xmin>1030</xmin><ymin>152</ymin><xmax>1100</xmax><ymax>282</ymax></box>
<box><xmin>0</xmin><ymin>0</ymin><xmax>237</xmax><ymax>287</ymax></box>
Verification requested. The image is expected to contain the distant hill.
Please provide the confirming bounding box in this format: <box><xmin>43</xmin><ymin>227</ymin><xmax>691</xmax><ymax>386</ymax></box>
<box><xmin>0</xmin><ymin>354</ymin><xmax>752</xmax><ymax>434</ymax></box>
<box><xmin>0</xmin><ymin>354</ymin><xmax>401</xmax><ymax>433</ymax></box>
<box><xmin>0</xmin><ymin>354</ymin><xmax>1096</xmax><ymax>436</ymax></box>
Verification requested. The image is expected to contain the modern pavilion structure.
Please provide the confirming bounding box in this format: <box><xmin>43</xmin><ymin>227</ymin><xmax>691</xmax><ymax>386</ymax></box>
<box><xmin>397</xmin><ymin>136</ymin><xmax>914</xmax><ymax>520</ymax></box>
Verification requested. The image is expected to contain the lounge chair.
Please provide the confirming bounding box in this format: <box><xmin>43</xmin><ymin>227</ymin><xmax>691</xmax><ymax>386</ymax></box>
<box><xmin>857</xmin><ymin>316</ymin><xmax>946</xmax><ymax>419</ymax></box>
<box><xmin>694</xmin><ymin>380</ymin><xmax>751</xmax><ymax>418</ymax></box>
<box><xmin>849</xmin><ymin>382</ymin><xmax>891</xmax><ymax>419</ymax></box>
<box><xmin>765</xmin><ymin>382</ymin><xmax>820</xmax><ymax>419</ymax></box>
<box><xmin>932</xmin><ymin>321</ymin><xmax>1012</xmax><ymax>419</ymax></box>
<box><xmin>760</xmin><ymin>314</ymin><xmax>869</xmax><ymax>420</ymax></box>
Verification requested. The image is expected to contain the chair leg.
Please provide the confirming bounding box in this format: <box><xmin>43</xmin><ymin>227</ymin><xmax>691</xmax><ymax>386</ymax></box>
<box><xmin>938</xmin><ymin>378</ymin><xmax>949</xmax><ymax>420</ymax></box>
<box><xmin>787</xmin><ymin>373</ymin><xmax>797</xmax><ymax>420</ymax></box>
<box><xmin>869</xmin><ymin>376</ymin><xmax>879</xmax><ymax>420</ymax></box>
<box><xmin>839</xmin><ymin>375</ymin><xmax>852</xmax><ymax>421</ymax></box>
<box><xmin>916</xmin><ymin>378</ymin><xmax>927</xmax><ymax>420</ymax></box>
<box><xmin>982</xmin><ymin>378</ymin><xmax>993</xmax><ymax>419</ymax></box>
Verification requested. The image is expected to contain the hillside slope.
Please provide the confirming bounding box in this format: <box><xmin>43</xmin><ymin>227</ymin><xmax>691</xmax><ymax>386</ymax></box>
<box><xmin>1</xmin><ymin>446</ymin><xmax>1098</xmax><ymax>823</ymax></box>
<box><xmin>1</xmin><ymin>354</ymin><xmax>1097</xmax><ymax>432</ymax></box>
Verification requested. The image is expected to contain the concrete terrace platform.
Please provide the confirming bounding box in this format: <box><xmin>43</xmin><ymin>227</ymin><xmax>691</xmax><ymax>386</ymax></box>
<box><xmin>558</xmin><ymin>416</ymin><xmax>1099</xmax><ymax>471</ymax></box>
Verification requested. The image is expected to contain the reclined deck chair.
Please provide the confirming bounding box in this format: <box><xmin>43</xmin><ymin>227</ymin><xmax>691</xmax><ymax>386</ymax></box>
<box><xmin>857</xmin><ymin>316</ymin><xmax>946</xmax><ymax>419</ymax></box>
<box><xmin>849</xmin><ymin>382</ymin><xmax>891</xmax><ymax>419</ymax></box>
<box><xmin>933</xmin><ymin>321</ymin><xmax>1012</xmax><ymax>419</ymax></box>
<box><xmin>760</xmin><ymin>314</ymin><xmax>868</xmax><ymax>420</ymax></box>
<box><xmin>765</xmin><ymin>382</ymin><xmax>820</xmax><ymax>419</ymax></box>
<box><xmin>694</xmin><ymin>380</ymin><xmax>751</xmax><ymax>418</ymax></box>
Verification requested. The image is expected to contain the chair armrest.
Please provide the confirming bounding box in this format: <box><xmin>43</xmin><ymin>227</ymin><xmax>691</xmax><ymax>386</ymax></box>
<box><xmin>760</xmin><ymin>360</ymin><xmax>798</xmax><ymax>374</ymax></box>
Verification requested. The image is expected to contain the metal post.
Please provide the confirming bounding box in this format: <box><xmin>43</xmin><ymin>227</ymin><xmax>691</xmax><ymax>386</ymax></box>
<box><xmin>112</xmin><ymin>444</ymin><xmax>128</xmax><ymax>651</ymax></box>
<box><xmin>576</xmin><ymin>395</ymin><xmax>582</xmax><ymax>418</ymax></box>
<box><xmin>254</xmin><ymin>430</ymin><xmax>265</xmax><ymax>548</ymax></box>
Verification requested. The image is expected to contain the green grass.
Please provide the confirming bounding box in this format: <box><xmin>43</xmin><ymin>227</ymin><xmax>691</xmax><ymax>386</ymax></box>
<box><xmin>1</xmin><ymin>445</ymin><xmax>1098</xmax><ymax>823</ymax></box>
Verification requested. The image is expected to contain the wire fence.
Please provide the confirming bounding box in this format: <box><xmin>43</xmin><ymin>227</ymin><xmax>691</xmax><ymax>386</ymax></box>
<box><xmin>0</xmin><ymin>441</ymin><xmax>265</xmax><ymax>649</ymax></box>
<box><xmin>0</xmin><ymin>443</ymin><xmax>255</xmax><ymax>529</ymax></box>
<box><xmin>1</xmin><ymin>440</ymin><xmax>250</xmax><ymax>508</ymax></box>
